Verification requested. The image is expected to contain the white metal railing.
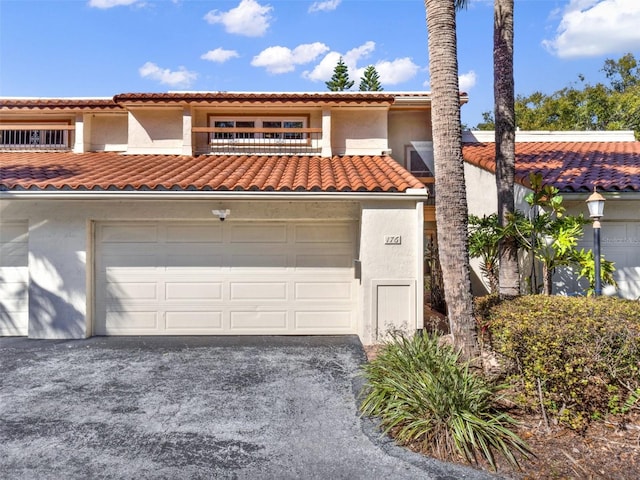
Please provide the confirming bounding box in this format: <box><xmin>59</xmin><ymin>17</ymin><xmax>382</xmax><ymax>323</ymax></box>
<box><xmin>192</xmin><ymin>126</ymin><xmax>323</xmax><ymax>155</ymax></box>
<box><xmin>0</xmin><ymin>124</ymin><xmax>74</xmax><ymax>151</ymax></box>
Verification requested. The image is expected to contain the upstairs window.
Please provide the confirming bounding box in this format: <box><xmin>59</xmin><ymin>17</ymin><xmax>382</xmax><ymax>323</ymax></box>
<box><xmin>209</xmin><ymin>116</ymin><xmax>308</xmax><ymax>143</ymax></box>
<box><xmin>405</xmin><ymin>145</ymin><xmax>434</xmax><ymax>177</ymax></box>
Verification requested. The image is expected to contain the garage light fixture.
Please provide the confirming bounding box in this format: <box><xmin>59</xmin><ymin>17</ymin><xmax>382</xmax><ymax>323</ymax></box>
<box><xmin>212</xmin><ymin>209</ymin><xmax>230</xmax><ymax>221</ymax></box>
<box><xmin>586</xmin><ymin>188</ymin><xmax>606</xmax><ymax>296</ymax></box>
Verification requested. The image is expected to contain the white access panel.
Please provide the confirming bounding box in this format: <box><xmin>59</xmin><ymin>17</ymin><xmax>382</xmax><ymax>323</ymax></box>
<box><xmin>0</xmin><ymin>221</ymin><xmax>28</xmax><ymax>335</ymax></box>
<box><xmin>94</xmin><ymin>221</ymin><xmax>358</xmax><ymax>335</ymax></box>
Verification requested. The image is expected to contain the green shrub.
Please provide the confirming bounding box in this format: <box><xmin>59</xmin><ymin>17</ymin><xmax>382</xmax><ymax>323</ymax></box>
<box><xmin>479</xmin><ymin>295</ymin><xmax>640</xmax><ymax>430</ymax></box>
<box><xmin>360</xmin><ymin>333</ymin><xmax>530</xmax><ymax>470</ymax></box>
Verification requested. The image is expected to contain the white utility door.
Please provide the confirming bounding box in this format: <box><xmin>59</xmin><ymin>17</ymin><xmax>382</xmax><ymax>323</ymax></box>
<box><xmin>0</xmin><ymin>221</ymin><xmax>28</xmax><ymax>335</ymax></box>
<box><xmin>94</xmin><ymin>221</ymin><xmax>358</xmax><ymax>335</ymax></box>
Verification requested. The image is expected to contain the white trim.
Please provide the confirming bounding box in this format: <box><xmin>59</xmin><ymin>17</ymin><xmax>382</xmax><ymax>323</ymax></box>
<box><xmin>1</xmin><ymin>191</ymin><xmax>429</xmax><ymax>201</ymax></box>
<box><xmin>463</xmin><ymin>130</ymin><xmax>636</xmax><ymax>143</ymax></box>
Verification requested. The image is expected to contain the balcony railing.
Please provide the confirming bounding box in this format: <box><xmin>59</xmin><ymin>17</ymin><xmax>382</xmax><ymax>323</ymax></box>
<box><xmin>0</xmin><ymin>124</ymin><xmax>75</xmax><ymax>151</ymax></box>
<box><xmin>192</xmin><ymin>126</ymin><xmax>323</xmax><ymax>155</ymax></box>
<box><xmin>415</xmin><ymin>176</ymin><xmax>435</xmax><ymax>206</ymax></box>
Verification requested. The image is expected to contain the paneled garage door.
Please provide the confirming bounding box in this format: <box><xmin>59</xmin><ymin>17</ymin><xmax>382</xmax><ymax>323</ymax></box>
<box><xmin>600</xmin><ymin>221</ymin><xmax>640</xmax><ymax>299</ymax></box>
<box><xmin>95</xmin><ymin>221</ymin><xmax>358</xmax><ymax>335</ymax></box>
<box><xmin>0</xmin><ymin>221</ymin><xmax>28</xmax><ymax>336</ymax></box>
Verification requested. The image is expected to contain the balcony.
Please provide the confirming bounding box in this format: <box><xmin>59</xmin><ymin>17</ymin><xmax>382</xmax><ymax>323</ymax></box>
<box><xmin>192</xmin><ymin>126</ymin><xmax>323</xmax><ymax>156</ymax></box>
<box><xmin>413</xmin><ymin>176</ymin><xmax>436</xmax><ymax>221</ymax></box>
<box><xmin>0</xmin><ymin>124</ymin><xmax>75</xmax><ymax>151</ymax></box>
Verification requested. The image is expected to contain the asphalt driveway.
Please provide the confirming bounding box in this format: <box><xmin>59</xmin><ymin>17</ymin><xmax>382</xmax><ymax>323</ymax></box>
<box><xmin>0</xmin><ymin>336</ymin><xmax>496</xmax><ymax>479</ymax></box>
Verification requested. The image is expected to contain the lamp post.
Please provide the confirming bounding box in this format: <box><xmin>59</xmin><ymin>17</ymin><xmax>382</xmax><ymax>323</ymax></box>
<box><xmin>586</xmin><ymin>189</ymin><xmax>606</xmax><ymax>296</ymax></box>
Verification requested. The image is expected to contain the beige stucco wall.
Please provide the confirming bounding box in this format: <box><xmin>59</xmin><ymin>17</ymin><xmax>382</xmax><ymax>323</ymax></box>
<box><xmin>387</xmin><ymin>110</ymin><xmax>431</xmax><ymax>166</ymax></box>
<box><xmin>0</xmin><ymin>197</ymin><xmax>423</xmax><ymax>343</ymax></box>
<box><xmin>87</xmin><ymin>113</ymin><xmax>128</xmax><ymax>152</ymax></box>
<box><xmin>126</xmin><ymin>108</ymin><xmax>184</xmax><ymax>154</ymax></box>
<box><xmin>330</xmin><ymin>109</ymin><xmax>388</xmax><ymax>156</ymax></box>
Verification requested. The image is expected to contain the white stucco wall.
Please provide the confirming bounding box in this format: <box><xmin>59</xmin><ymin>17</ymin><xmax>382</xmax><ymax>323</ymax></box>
<box><xmin>556</xmin><ymin>197</ymin><xmax>640</xmax><ymax>299</ymax></box>
<box><xmin>464</xmin><ymin>163</ymin><xmax>532</xmax><ymax>295</ymax></box>
<box><xmin>0</xmin><ymin>197</ymin><xmax>423</xmax><ymax>343</ymax></box>
<box><xmin>126</xmin><ymin>108</ymin><xmax>184</xmax><ymax>154</ymax></box>
<box><xmin>358</xmin><ymin>201</ymin><xmax>423</xmax><ymax>344</ymax></box>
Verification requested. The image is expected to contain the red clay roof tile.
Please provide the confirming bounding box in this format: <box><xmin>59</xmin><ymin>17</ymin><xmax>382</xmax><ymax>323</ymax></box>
<box><xmin>463</xmin><ymin>141</ymin><xmax>640</xmax><ymax>192</ymax></box>
<box><xmin>112</xmin><ymin>92</ymin><xmax>397</xmax><ymax>106</ymax></box>
<box><xmin>0</xmin><ymin>152</ymin><xmax>423</xmax><ymax>193</ymax></box>
<box><xmin>0</xmin><ymin>98</ymin><xmax>121</xmax><ymax>111</ymax></box>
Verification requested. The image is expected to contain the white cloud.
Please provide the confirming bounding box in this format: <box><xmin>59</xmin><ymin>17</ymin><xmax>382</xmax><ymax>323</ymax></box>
<box><xmin>302</xmin><ymin>52</ymin><xmax>343</xmax><ymax>82</ymax></box>
<box><xmin>369</xmin><ymin>58</ymin><xmax>420</xmax><ymax>85</ymax></box>
<box><xmin>543</xmin><ymin>0</ymin><xmax>640</xmax><ymax>58</ymax></box>
<box><xmin>88</xmin><ymin>0</ymin><xmax>141</xmax><ymax>8</ymax></box>
<box><xmin>303</xmin><ymin>42</ymin><xmax>418</xmax><ymax>86</ymax></box>
<box><xmin>252</xmin><ymin>42</ymin><xmax>330</xmax><ymax>74</ymax></box>
<box><xmin>303</xmin><ymin>41</ymin><xmax>376</xmax><ymax>82</ymax></box>
<box><xmin>343</xmin><ymin>41</ymin><xmax>376</xmax><ymax>67</ymax></box>
<box><xmin>458</xmin><ymin>70</ymin><xmax>477</xmax><ymax>92</ymax></box>
<box><xmin>201</xmin><ymin>48</ymin><xmax>240</xmax><ymax>63</ymax></box>
<box><xmin>139</xmin><ymin>62</ymin><xmax>197</xmax><ymax>87</ymax></box>
<box><xmin>308</xmin><ymin>0</ymin><xmax>341</xmax><ymax>13</ymax></box>
<box><xmin>204</xmin><ymin>0</ymin><xmax>272</xmax><ymax>37</ymax></box>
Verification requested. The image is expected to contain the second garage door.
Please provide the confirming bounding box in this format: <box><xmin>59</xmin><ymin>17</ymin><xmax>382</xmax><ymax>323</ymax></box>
<box><xmin>95</xmin><ymin>221</ymin><xmax>357</xmax><ymax>335</ymax></box>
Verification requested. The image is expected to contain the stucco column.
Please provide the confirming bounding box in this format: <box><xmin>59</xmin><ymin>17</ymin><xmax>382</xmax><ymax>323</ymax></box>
<box><xmin>73</xmin><ymin>113</ymin><xmax>85</xmax><ymax>153</ymax></box>
<box><xmin>182</xmin><ymin>106</ymin><xmax>193</xmax><ymax>155</ymax></box>
<box><xmin>358</xmin><ymin>201</ymin><xmax>421</xmax><ymax>344</ymax></box>
<box><xmin>27</xmin><ymin>212</ymin><xmax>89</xmax><ymax>339</ymax></box>
<box><xmin>321</xmin><ymin>109</ymin><xmax>332</xmax><ymax>157</ymax></box>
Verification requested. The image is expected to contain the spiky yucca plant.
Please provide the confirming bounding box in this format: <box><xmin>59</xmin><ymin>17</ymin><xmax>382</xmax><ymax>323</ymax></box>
<box><xmin>360</xmin><ymin>333</ymin><xmax>530</xmax><ymax>470</ymax></box>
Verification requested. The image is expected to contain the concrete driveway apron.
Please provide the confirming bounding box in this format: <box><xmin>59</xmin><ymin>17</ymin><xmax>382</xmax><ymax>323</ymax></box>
<box><xmin>0</xmin><ymin>336</ymin><xmax>497</xmax><ymax>479</ymax></box>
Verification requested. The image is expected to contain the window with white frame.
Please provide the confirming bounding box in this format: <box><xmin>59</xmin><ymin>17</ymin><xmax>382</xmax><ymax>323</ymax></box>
<box><xmin>209</xmin><ymin>116</ymin><xmax>308</xmax><ymax>143</ymax></box>
<box><xmin>405</xmin><ymin>144</ymin><xmax>434</xmax><ymax>176</ymax></box>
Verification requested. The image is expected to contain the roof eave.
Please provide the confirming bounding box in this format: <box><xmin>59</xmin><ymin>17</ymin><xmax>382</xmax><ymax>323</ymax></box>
<box><xmin>0</xmin><ymin>189</ymin><xmax>428</xmax><ymax>201</ymax></box>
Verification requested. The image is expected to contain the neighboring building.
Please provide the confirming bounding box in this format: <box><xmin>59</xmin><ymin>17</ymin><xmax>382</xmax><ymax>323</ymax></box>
<box><xmin>463</xmin><ymin>130</ymin><xmax>640</xmax><ymax>299</ymax></box>
<box><xmin>0</xmin><ymin>92</ymin><xmax>443</xmax><ymax>343</ymax></box>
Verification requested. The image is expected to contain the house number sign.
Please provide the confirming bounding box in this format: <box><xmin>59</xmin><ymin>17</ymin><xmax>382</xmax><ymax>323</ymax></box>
<box><xmin>384</xmin><ymin>235</ymin><xmax>402</xmax><ymax>245</ymax></box>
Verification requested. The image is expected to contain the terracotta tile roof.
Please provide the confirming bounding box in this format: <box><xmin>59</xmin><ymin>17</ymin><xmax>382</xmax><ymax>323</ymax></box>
<box><xmin>463</xmin><ymin>141</ymin><xmax>640</xmax><ymax>193</ymax></box>
<box><xmin>0</xmin><ymin>152</ymin><xmax>423</xmax><ymax>193</ymax></box>
<box><xmin>0</xmin><ymin>98</ymin><xmax>121</xmax><ymax>111</ymax></box>
<box><xmin>113</xmin><ymin>92</ymin><xmax>397</xmax><ymax>106</ymax></box>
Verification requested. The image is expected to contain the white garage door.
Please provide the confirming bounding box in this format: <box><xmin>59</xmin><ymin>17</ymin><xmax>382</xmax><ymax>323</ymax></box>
<box><xmin>600</xmin><ymin>221</ymin><xmax>640</xmax><ymax>299</ymax></box>
<box><xmin>95</xmin><ymin>221</ymin><xmax>358</xmax><ymax>335</ymax></box>
<box><xmin>0</xmin><ymin>221</ymin><xmax>28</xmax><ymax>336</ymax></box>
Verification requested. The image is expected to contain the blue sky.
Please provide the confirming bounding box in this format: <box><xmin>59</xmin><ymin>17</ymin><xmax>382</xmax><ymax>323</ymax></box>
<box><xmin>1</xmin><ymin>0</ymin><xmax>639</xmax><ymax>127</ymax></box>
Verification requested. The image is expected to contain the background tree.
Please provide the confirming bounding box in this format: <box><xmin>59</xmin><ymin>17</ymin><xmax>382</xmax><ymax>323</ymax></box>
<box><xmin>325</xmin><ymin>57</ymin><xmax>354</xmax><ymax>91</ymax></box>
<box><xmin>359</xmin><ymin>65</ymin><xmax>383</xmax><ymax>91</ymax></box>
<box><xmin>493</xmin><ymin>0</ymin><xmax>519</xmax><ymax>298</ymax></box>
<box><xmin>425</xmin><ymin>0</ymin><xmax>479</xmax><ymax>360</ymax></box>
<box><xmin>477</xmin><ymin>54</ymin><xmax>640</xmax><ymax>139</ymax></box>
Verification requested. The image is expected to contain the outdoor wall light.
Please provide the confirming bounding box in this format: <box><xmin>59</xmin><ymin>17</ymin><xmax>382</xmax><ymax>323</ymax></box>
<box><xmin>586</xmin><ymin>188</ymin><xmax>606</xmax><ymax>296</ymax></box>
<box><xmin>212</xmin><ymin>209</ymin><xmax>230</xmax><ymax>221</ymax></box>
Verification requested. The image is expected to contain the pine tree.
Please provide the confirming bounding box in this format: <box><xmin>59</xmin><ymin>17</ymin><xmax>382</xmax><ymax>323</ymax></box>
<box><xmin>359</xmin><ymin>65</ymin><xmax>383</xmax><ymax>91</ymax></box>
<box><xmin>325</xmin><ymin>57</ymin><xmax>354</xmax><ymax>91</ymax></box>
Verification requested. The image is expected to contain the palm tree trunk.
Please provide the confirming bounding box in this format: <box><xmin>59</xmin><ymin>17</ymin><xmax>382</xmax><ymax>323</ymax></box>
<box><xmin>425</xmin><ymin>0</ymin><xmax>479</xmax><ymax>360</ymax></box>
<box><xmin>542</xmin><ymin>263</ymin><xmax>553</xmax><ymax>295</ymax></box>
<box><xmin>494</xmin><ymin>0</ymin><xmax>520</xmax><ymax>298</ymax></box>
